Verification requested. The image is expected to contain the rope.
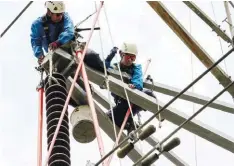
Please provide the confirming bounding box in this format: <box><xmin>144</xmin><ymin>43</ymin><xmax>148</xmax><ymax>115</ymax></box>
<box><xmin>49</xmin><ymin>50</ymin><xmax>53</xmax><ymax>85</ymax></box>
<box><xmin>36</xmin><ymin>68</ymin><xmax>44</xmax><ymax>166</ymax></box>
<box><xmin>137</xmin><ymin>59</ymin><xmax>152</xmax><ymax>126</ymax></box>
<box><xmin>94</xmin><ymin>2</ymin><xmax>122</xmax><ymax>166</ymax></box>
<box><xmin>143</xmin><ymin>59</ymin><xmax>162</xmax><ymax>128</ymax></box>
<box><xmin>103</xmin><ymin>4</ymin><xmax>144</xmax><ymax>164</ymax></box>
<box><xmin>211</xmin><ymin>2</ymin><xmax>229</xmax><ymax>74</ymax></box>
<box><xmin>103</xmin><ymin>4</ymin><xmax>138</xmax><ymax>135</ymax></box>
<box><xmin>189</xmin><ymin>8</ymin><xmax>198</xmax><ymax>166</ymax></box>
<box><xmin>75</xmin><ymin>10</ymin><xmax>97</xmax><ymax>28</ymax></box>
<box><xmin>0</xmin><ymin>1</ymin><xmax>33</xmax><ymax>39</ymax></box>
<box><xmin>103</xmin><ymin>6</ymin><xmax>115</xmax><ymax>46</ymax></box>
<box><xmin>106</xmin><ymin>60</ymin><xmax>152</xmax><ymax>165</ymax></box>
<box><xmin>43</xmin><ymin>3</ymin><xmax>107</xmax><ymax>166</ymax></box>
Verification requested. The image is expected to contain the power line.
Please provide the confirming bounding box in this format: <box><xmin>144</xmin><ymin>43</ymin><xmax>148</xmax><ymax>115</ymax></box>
<box><xmin>0</xmin><ymin>1</ymin><xmax>33</xmax><ymax>39</ymax></box>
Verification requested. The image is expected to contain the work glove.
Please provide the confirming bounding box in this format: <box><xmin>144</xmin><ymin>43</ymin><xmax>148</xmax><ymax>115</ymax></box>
<box><xmin>111</xmin><ymin>46</ymin><xmax>118</xmax><ymax>54</ymax></box>
<box><xmin>128</xmin><ymin>84</ymin><xmax>135</xmax><ymax>89</ymax></box>
<box><xmin>38</xmin><ymin>55</ymin><xmax>45</xmax><ymax>65</ymax></box>
<box><xmin>106</xmin><ymin>46</ymin><xmax>118</xmax><ymax>62</ymax></box>
<box><xmin>49</xmin><ymin>41</ymin><xmax>60</xmax><ymax>51</ymax></box>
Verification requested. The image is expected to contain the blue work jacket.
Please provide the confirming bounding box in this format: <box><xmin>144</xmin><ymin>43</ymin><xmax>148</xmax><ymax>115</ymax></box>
<box><xmin>30</xmin><ymin>12</ymin><xmax>75</xmax><ymax>58</ymax></box>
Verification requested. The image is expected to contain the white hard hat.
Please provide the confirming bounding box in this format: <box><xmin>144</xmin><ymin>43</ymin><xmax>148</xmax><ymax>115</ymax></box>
<box><xmin>120</xmin><ymin>42</ymin><xmax>138</xmax><ymax>56</ymax></box>
<box><xmin>45</xmin><ymin>1</ymin><xmax>65</xmax><ymax>13</ymax></box>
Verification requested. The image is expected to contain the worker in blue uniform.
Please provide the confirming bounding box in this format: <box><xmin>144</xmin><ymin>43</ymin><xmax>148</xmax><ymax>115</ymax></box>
<box><xmin>104</xmin><ymin>43</ymin><xmax>146</xmax><ymax>134</ymax></box>
<box><xmin>30</xmin><ymin>1</ymin><xmax>75</xmax><ymax>64</ymax></box>
<box><xmin>30</xmin><ymin>1</ymin><xmax>114</xmax><ymax>73</ymax></box>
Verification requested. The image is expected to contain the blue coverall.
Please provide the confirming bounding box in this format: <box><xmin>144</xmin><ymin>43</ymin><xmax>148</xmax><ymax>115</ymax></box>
<box><xmin>30</xmin><ymin>12</ymin><xmax>75</xmax><ymax>58</ymax></box>
<box><xmin>104</xmin><ymin>53</ymin><xmax>145</xmax><ymax>131</ymax></box>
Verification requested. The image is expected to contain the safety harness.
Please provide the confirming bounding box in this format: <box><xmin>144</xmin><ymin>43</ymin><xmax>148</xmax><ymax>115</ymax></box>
<box><xmin>41</xmin><ymin>14</ymin><xmax>64</xmax><ymax>44</ymax></box>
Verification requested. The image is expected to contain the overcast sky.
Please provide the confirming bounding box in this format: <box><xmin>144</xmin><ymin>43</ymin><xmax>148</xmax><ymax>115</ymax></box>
<box><xmin>1</xmin><ymin>1</ymin><xmax>234</xmax><ymax>166</ymax></box>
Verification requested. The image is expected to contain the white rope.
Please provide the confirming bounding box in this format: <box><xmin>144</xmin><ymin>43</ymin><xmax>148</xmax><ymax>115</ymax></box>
<box><xmin>189</xmin><ymin>8</ymin><xmax>198</xmax><ymax>166</ymax></box>
<box><xmin>94</xmin><ymin>2</ymin><xmax>122</xmax><ymax>166</ymax></box>
<box><xmin>143</xmin><ymin>59</ymin><xmax>162</xmax><ymax>128</ymax></box>
<box><xmin>148</xmin><ymin>80</ymin><xmax>161</xmax><ymax>128</ymax></box>
<box><xmin>103</xmin><ymin>4</ymin><xmax>138</xmax><ymax>134</ymax></box>
<box><xmin>49</xmin><ymin>49</ymin><xmax>53</xmax><ymax>85</ymax></box>
<box><xmin>103</xmin><ymin>3</ymin><xmax>144</xmax><ymax>157</ymax></box>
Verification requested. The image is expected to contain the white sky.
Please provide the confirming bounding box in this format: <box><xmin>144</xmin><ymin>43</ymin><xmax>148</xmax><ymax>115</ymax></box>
<box><xmin>1</xmin><ymin>1</ymin><xmax>234</xmax><ymax>166</ymax></box>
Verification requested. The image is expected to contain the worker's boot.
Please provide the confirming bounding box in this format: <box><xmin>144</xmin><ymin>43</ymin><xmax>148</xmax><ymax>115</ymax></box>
<box><xmin>125</xmin><ymin>119</ymin><xmax>140</xmax><ymax>136</ymax></box>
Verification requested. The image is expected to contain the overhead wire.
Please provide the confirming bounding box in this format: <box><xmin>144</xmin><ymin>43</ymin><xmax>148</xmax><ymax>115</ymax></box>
<box><xmin>0</xmin><ymin>1</ymin><xmax>33</xmax><ymax>39</ymax></box>
<box><xmin>189</xmin><ymin>7</ymin><xmax>198</xmax><ymax>166</ymax></box>
<box><xmin>94</xmin><ymin>2</ymin><xmax>122</xmax><ymax>166</ymax></box>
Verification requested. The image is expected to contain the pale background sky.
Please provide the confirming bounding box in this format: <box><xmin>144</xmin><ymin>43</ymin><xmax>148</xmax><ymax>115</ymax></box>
<box><xmin>1</xmin><ymin>1</ymin><xmax>234</xmax><ymax>166</ymax></box>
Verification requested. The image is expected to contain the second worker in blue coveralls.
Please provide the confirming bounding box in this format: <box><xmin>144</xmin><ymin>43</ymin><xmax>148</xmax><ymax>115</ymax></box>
<box><xmin>105</xmin><ymin>43</ymin><xmax>145</xmax><ymax>135</ymax></box>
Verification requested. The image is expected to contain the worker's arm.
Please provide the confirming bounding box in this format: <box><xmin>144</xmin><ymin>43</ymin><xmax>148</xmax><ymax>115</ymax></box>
<box><xmin>105</xmin><ymin>47</ymin><xmax>118</xmax><ymax>69</ymax></box>
<box><xmin>30</xmin><ymin>20</ymin><xmax>44</xmax><ymax>58</ymax></box>
<box><xmin>57</xmin><ymin>12</ymin><xmax>75</xmax><ymax>45</ymax></box>
<box><xmin>131</xmin><ymin>64</ymin><xmax>143</xmax><ymax>90</ymax></box>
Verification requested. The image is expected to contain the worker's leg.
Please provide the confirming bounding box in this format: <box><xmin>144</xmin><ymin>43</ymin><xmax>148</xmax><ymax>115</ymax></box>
<box><xmin>106</xmin><ymin>97</ymin><xmax>140</xmax><ymax>135</ymax></box>
<box><xmin>84</xmin><ymin>49</ymin><xmax>106</xmax><ymax>73</ymax></box>
<box><xmin>106</xmin><ymin>98</ymin><xmax>130</xmax><ymax>128</ymax></box>
<box><xmin>60</xmin><ymin>41</ymin><xmax>109</xmax><ymax>73</ymax></box>
<box><xmin>111</xmin><ymin>89</ymin><xmax>158</xmax><ymax>129</ymax></box>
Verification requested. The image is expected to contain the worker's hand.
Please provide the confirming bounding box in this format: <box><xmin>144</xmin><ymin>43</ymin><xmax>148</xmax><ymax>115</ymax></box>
<box><xmin>106</xmin><ymin>47</ymin><xmax>118</xmax><ymax>62</ymax></box>
<box><xmin>38</xmin><ymin>55</ymin><xmax>45</xmax><ymax>65</ymax></box>
<box><xmin>111</xmin><ymin>47</ymin><xmax>118</xmax><ymax>54</ymax></box>
<box><xmin>128</xmin><ymin>84</ymin><xmax>135</xmax><ymax>89</ymax></box>
<box><xmin>49</xmin><ymin>41</ymin><xmax>60</xmax><ymax>51</ymax></box>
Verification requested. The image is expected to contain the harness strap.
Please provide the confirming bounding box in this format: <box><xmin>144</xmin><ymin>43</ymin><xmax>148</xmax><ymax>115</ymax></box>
<box><xmin>41</xmin><ymin>14</ymin><xmax>64</xmax><ymax>45</ymax></box>
<box><xmin>42</xmin><ymin>15</ymin><xmax>51</xmax><ymax>44</ymax></box>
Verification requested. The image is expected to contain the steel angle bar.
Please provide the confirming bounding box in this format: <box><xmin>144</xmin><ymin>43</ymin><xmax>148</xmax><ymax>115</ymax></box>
<box><xmin>183</xmin><ymin>1</ymin><xmax>232</xmax><ymax>43</ymax></box>
<box><xmin>110</xmin><ymin>70</ymin><xmax>234</xmax><ymax>114</ymax></box>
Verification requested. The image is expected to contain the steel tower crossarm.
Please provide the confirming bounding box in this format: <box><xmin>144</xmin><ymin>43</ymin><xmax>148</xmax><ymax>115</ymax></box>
<box><xmin>147</xmin><ymin>1</ymin><xmax>234</xmax><ymax>98</ymax></box>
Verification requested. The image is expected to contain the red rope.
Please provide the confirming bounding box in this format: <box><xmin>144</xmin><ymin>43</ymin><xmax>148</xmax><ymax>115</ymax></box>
<box><xmin>43</xmin><ymin>2</ymin><xmax>105</xmax><ymax>166</ymax></box>
<box><xmin>107</xmin><ymin>105</ymin><xmax>132</xmax><ymax>165</ymax></box>
<box><xmin>37</xmin><ymin>87</ymin><xmax>44</xmax><ymax>166</ymax></box>
<box><xmin>76</xmin><ymin>50</ymin><xmax>107</xmax><ymax>165</ymax></box>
